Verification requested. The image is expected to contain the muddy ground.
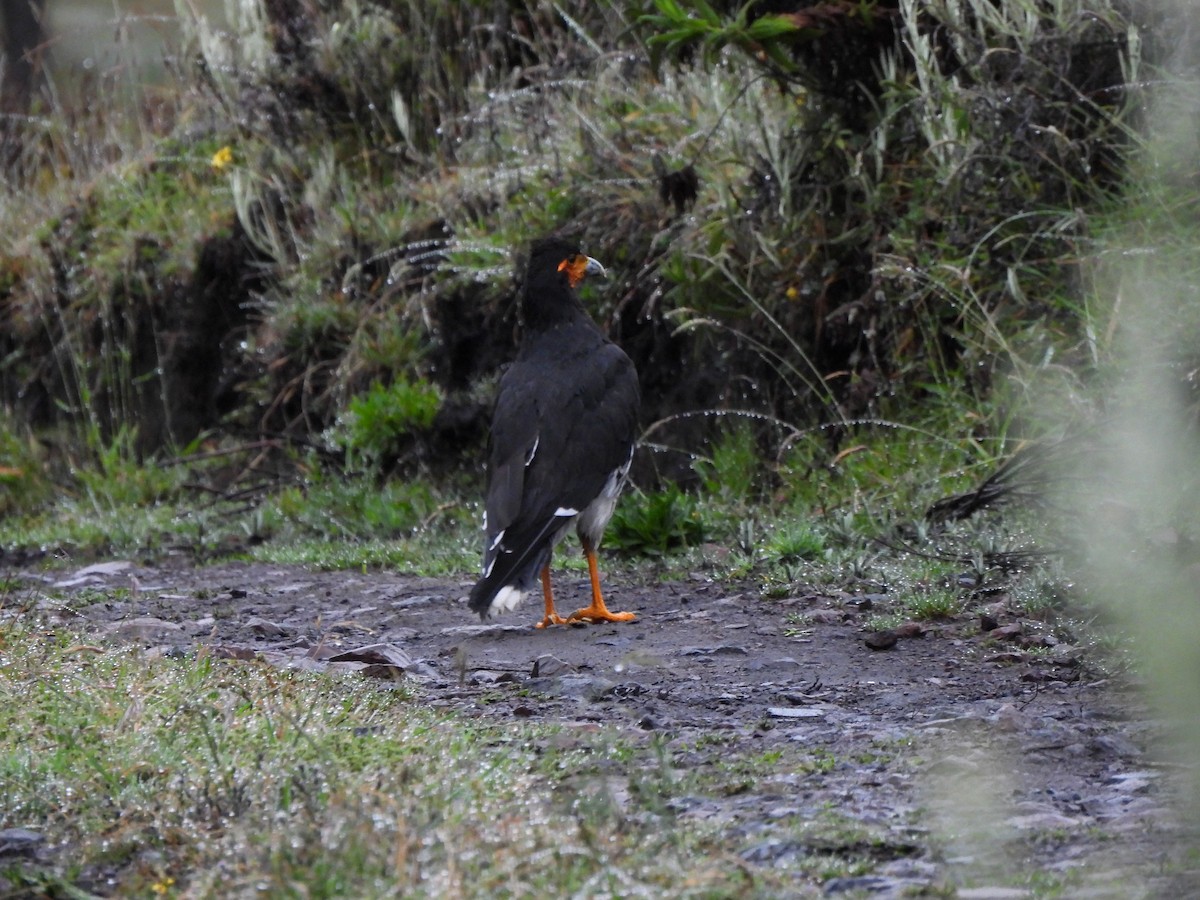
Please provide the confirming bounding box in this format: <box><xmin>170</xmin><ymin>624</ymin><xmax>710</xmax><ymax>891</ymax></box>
<box><xmin>18</xmin><ymin>558</ymin><xmax>1200</xmax><ymax>897</ymax></box>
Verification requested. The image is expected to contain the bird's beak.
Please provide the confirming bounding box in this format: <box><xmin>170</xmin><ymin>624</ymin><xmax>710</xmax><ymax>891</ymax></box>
<box><xmin>559</xmin><ymin>253</ymin><xmax>607</xmax><ymax>287</ymax></box>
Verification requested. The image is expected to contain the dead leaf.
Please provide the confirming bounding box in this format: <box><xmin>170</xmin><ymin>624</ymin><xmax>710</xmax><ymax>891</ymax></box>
<box><xmin>327</xmin><ymin>643</ymin><xmax>416</xmax><ymax>667</ymax></box>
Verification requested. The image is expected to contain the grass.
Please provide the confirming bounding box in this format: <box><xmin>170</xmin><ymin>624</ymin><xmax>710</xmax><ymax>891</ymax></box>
<box><xmin>0</xmin><ymin>0</ymin><xmax>1141</xmax><ymax>486</ymax></box>
<box><xmin>0</xmin><ymin>613</ymin><xmax>927</xmax><ymax>898</ymax></box>
<box><xmin>1</xmin><ymin>0</ymin><xmax>1199</xmax><ymax>894</ymax></box>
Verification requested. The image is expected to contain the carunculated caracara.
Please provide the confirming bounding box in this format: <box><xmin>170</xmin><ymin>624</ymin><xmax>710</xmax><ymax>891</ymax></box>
<box><xmin>468</xmin><ymin>237</ymin><xmax>640</xmax><ymax>628</ymax></box>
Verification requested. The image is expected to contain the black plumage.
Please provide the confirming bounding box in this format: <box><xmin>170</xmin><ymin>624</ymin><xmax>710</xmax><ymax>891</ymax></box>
<box><xmin>468</xmin><ymin>237</ymin><xmax>640</xmax><ymax>626</ymax></box>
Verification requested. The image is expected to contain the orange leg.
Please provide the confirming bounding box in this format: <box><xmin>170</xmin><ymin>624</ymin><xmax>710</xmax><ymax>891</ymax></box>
<box><xmin>568</xmin><ymin>546</ymin><xmax>636</xmax><ymax>624</ymax></box>
<box><xmin>534</xmin><ymin>565</ymin><xmax>568</xmax><ymax>628</ymax></box>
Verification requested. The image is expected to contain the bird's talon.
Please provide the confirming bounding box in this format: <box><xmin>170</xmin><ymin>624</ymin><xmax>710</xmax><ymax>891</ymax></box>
<box><xmin>535</xmin><ymin>614</ymin><xmax>569</xmax><ymax>629</ymax></box>
<box><xmin>567</xmin><ymin>608</ymin><xmax>637</xmax><ymax>624</ymax></box>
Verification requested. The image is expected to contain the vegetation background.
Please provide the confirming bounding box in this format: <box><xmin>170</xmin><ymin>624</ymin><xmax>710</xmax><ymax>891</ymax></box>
<box><xmin>1</xmin><ymin>0</ymin><xmax>1182</xmax><ymax>550</ymax></box>
<box><xmin>2</xmin><ymin>0</ymin><xmax>1200</xmax><ymax>895</ymax></box>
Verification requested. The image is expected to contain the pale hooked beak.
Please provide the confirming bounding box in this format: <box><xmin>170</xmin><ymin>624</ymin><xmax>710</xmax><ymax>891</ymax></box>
<box><xmin>585</xmin><ymin>256</ymin><xmax>607</xmax><ymax>278</ymax></box>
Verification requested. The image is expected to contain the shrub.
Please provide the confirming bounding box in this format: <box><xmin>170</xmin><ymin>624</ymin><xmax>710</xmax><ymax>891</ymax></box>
<box><xmin>338</xmin><ymin>378</ymin><xmax>442</xmax><ymax>469</ymax></box>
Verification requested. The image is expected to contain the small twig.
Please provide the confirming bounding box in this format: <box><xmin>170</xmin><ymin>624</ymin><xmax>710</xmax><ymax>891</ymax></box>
<box><xmin>162</xmin><ymin>439</ymin><xmax>283</xmax><ymax>467</ymax></box>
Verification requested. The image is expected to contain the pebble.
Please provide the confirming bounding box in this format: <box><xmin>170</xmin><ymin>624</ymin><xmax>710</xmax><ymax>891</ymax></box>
<box><xmin>768</xmin><ymin>706</ymin><xmax>826</xmax><ymax>719</ymax></box>
<box><xmin>104</xmin><ymin>616</ymin><xmax>183</xmax><ymax>639</ymax></box>
<box><xmin>531</xmin><ymin>654</ymin><xmax>574</xmax><ymax>676</ymax></box>
<box><xmin>0</xmin><ymin>828</ymin><xmax>44</xmax><ymax>857</ymax></box>
<box><xmin>865</xmin><ymin>630</ymin><xmax>899</xmax><ymax>650</ymax></box>
<box><xmin>1007</xmin><ymin>811</ymin><xmax>1086</xmax><ymax>830</ymax></box>
<box><xmin>824</xmin><ymin>874</ymin><xmax>903</xmax><ymax>894</ymax></box>
<box><xmin>246</xmin><ymin>616</ymin><xmax>288</xmax><ymax>638</ymax></box>
<box><xmin>739</xmin><ymin>838</ymin><xmax>803</xmax><ymax>863</ymax></box>
<box><xmin>679</xmin><ymin>645</ymin><xmax>749</xmax><ymax>656</ymax></box>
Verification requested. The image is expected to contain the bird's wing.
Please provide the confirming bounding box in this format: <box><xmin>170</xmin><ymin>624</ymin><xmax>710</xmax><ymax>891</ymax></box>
<box><xmin>481</xmin><ymin>339</ymin><xmax>638</xmax><ymax>578</ymax></box>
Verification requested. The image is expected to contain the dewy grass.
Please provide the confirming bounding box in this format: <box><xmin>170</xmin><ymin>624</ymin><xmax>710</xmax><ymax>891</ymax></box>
<box><xmin>0</xmin><ymin>617</ymin><xmax>822</xmax><ymax>898</ymax></box>
<box><xmin>903</xmin><ymin>588</ymin><xmax>964</xmax><ymax>621</ymax></box>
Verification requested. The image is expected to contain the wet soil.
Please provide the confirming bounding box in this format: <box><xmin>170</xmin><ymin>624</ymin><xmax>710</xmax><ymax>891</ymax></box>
<box><xmin>19</xmin><ymin>559</ymin><xmax>1200</xmax><ymax>897</ymax></box>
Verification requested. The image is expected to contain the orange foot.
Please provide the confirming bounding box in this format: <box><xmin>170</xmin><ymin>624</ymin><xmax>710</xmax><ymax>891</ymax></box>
<box><xmin>568</xmin><ymin>548</ymin><xmax>636</xmax><ymax>623</ymax></box>
<box><xmin>534</xmin><ymin>566</ymin><xmax>570</xmax><ymax>628</ymax></box>
<box><xmin>567</xmin><ymin>603</ymin><xmax>636</xmax><ymax>624</ymax></box>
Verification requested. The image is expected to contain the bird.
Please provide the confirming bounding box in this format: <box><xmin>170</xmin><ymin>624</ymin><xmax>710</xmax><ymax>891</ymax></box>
<box><xmin>468</xmin><ymin>236</ymin><xmax>640</xmax><ymax>628</ymax></box>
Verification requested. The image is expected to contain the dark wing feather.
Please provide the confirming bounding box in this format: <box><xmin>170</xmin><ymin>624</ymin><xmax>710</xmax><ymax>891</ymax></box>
<box><xmin>469</xmin><ymin>329</ymin><xmax>638</xmax><ymax>614</ymax></box>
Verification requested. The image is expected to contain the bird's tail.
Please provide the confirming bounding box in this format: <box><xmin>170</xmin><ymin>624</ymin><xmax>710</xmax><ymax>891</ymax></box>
<box><xmin>468</xmin><ymin>576</ymin><xmax>526</xmax><ymax>620</ymax></box>
<box><xmin>467</xmin><ymin>528</ymin><xmax>556</xmax><ymax>620</ymax></box>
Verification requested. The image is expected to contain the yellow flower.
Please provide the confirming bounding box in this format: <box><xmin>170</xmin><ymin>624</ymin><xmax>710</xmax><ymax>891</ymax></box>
<box><xmin>151</xmin><ymin>876</ymin><xmax>175</xmax><ymax>894</ymax></box>
<box><xmin>211</xmin><ymin>145</ymin><xmax>234</xmax><ymax>172</ymax></box>
<box><xmin>785</xmin><ymin>286</ymin><xmax>799</xmax><ymax>300</ymax></box>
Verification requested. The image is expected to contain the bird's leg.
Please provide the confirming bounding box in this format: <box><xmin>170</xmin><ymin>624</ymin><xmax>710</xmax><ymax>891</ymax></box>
<box><xmin>568</xmin><ymin>542</ymin><xmax>636</xmax><ymax>623</ymax></box>
<box><xmin>535</xmin><ymin>564</ymin><xmax>568</xmax><ymax>628</ymax></box>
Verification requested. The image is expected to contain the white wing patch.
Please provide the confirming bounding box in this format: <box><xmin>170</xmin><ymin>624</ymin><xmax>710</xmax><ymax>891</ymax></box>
<box><xmin>525</xmin><ymin>436</ymin><xmax>539</xmax><ymax>467</ymax></box>
<box><xmin>554</xmin><ymin>507</ymin><xmax>578</xmax><ymax>517</ymax></box>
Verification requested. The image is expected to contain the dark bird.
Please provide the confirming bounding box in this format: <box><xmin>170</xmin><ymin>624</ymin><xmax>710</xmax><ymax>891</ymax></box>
<box><xmin>468</xmin><ymin>237</ymin><xmax>640</xmax><ymax>627</ymax></box>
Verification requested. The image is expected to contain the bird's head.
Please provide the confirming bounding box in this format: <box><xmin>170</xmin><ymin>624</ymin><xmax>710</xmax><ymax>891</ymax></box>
<box><xmin>526</xmin><ymin>237</ymin><xmax>606</xmax><ymax>292</ymax></box>
<box><xmin>557</xmin><ymin>252</ymin><xmax>606</xmax><ymax>288</ymax></box>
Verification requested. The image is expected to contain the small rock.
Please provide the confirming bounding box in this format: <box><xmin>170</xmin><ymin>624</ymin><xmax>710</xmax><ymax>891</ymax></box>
<box><xmin>864</xmin><ymin>630</ymin><xmax>899</xmax><ymax>651</ymax></box>
<box><xmin>767</xmin><ymin>706</ymin><xmax>825</xmax><ymax>719</ymax></box>
<box><xmin>393</xmin><ymin>595</ymin><xmax>440</xmax><ymax>609</ymax></box>
<box><xmin>824</xmin><ymin>875</ymin><xmax>896</xmax><ymax>894</ymax></box>
<box><xmin>992</xmin><ymin>703</ymin><xmax>1029</xmax><ymax>731</ymax></box>
<box><xmin>1088</xmin><ymin>734</ymin><xmax>1142</xmax><ymax>758</ymax></box>
<box><xmin>680</xmin><ymin>645</ymin><xmax>749</xmax><ymax>657</ymax></box>
<box><xmin>1106</xmin><ymin>770</ymin><xmax>1158</xmax><ymax>792</ymax></box>
<box><xmin>53</xmin><ymin>560</ymin><xmax>134</xmax><ymax>588</ymax></box>
<box><xmin>807</xmin><ymin>609</ymin><xmax>844</xmax><ymax>625</ymax></box>
<box><xmin>1051</xmin><ymin>645</ymin><xmax>1083</xmax><ymax>666</ymax></box>
<box><xmin>527</xmin><ymin>674</ymin><xmax>615</xmax><ymax>701</ymax></box>
<box><xmin>1007</xmin><ymin>812</ymin><xmax>1084</xmax><ymax>830</ymax></box>
<box><xmin>531</xmin><ymin>654</ymin><xmax>575</xmax><ymax>677</ymax></box>
<box><xmin>766</xmin><ymin>805</ymin><xmax>801</xmax><ymax>819</ymax></box>
<box><xmin>209</xmin><ymin>646</ymin><xmax>256</xmax><ymax>661</ymax></box>
<box><xmin>609</xmin><ymin>682</ymin><xmax>648</xmax><ymax>698</ymax></box>
<box><xmin>247</xmin><ymin>616</ymin><xmax>288</xmax><ymax>638</ymax></box>
<box><xmin>740</xmin><ymin>839</ymin><xmax>803</xmax><ymax>863</ymax></box>
<box><xmin>440</xmin><ymin>624</ymin><xmax>528</xmax><ymax>637</ymax></box>
<box><xmin>276</xmin><ymin>581</ymin><xmax>314</xmax><ymax>593</ymax></box>
<box><xmin>980</xmin><ymin>613</ymin><xmax>1000</xmax><ymax>631</ymax></box>
<box><xmin>983</xmin><ymin>651</ymin><xmax>1025</xmax><ymax>664</ymax></box>
<box><xmin>988</xmin><ymin>623</ymin><xmax>1024</xmax><ymax>641</ymax></box>
<box><xmin>849</xmin><ymin>593</ymin><xmax>889</xmax><ymax>607</ymax></box>
<box><xmin>879</xmin><ymin>858</ymin><xmax>938</xmax><ymax>880</ymax></box>
<box><xmin>107</xmin><ymin>617</ymin><xmax>183</xmax><ymax>639</ymax></box>
<box><xmin>0</xmin><ymin>828</ymin><xmax>44</xmax><ymax>857</ymax></box>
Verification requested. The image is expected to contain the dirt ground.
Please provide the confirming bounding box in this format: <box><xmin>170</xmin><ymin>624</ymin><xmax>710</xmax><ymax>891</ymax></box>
<box><xmin>20</xmin><ymin>557</ymin><xmax>1200</xmax><ymax>897</ymax></box>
